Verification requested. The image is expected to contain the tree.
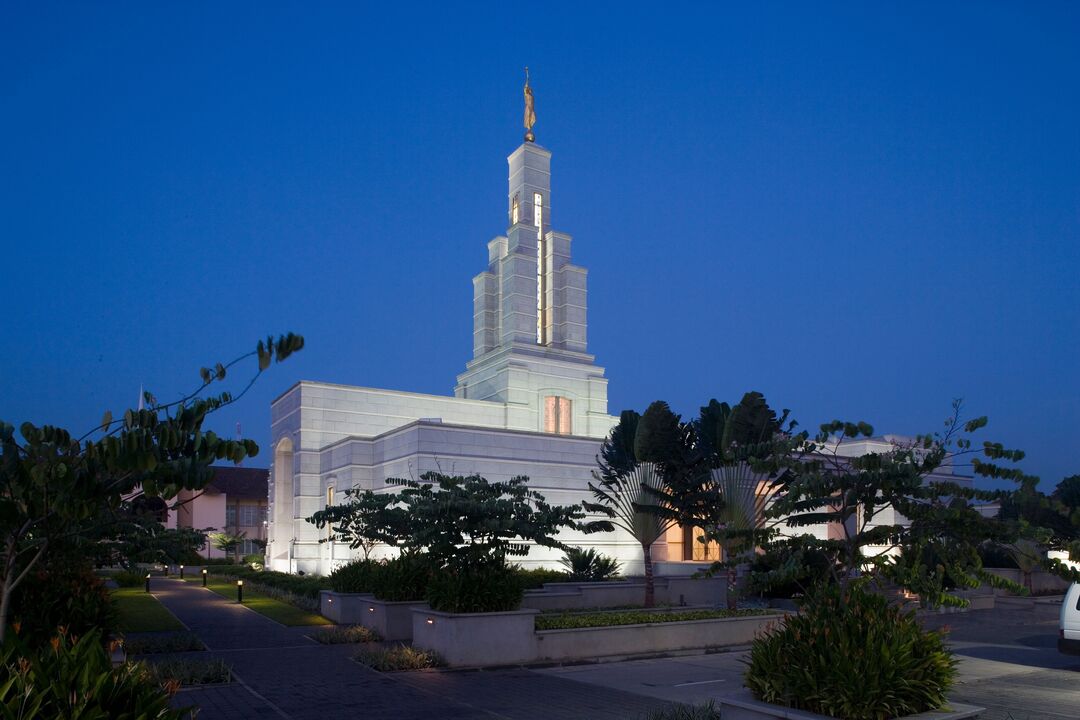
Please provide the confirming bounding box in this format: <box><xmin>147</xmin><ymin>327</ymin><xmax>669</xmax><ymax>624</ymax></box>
<box><xmin>209</xmin><ymin>531</ymin><xmax>246</xmax><ymax>562</ymax></box>
<box><xmin>757</xmin><ymin>402</ymin><xmax>1074</xmax><ymax>608</ymax></box>
<box><xmin>585</xmin><ymin>402</ymin><xmax>710</xmax><ymax>607</ymax></box>
<box><xmin>0</xmin><ymin>333</ymin><xmax>303</xmax><ymax>642</ymax></box>
<box><xmin>695</xmin><ymin>392</ymin><xmax>794</xmax><ymax>608</ymax></box>
<box><xmin>311</xmin><ymin>472</ymin><xmax>592</xmax><ymax>571</ymax></box>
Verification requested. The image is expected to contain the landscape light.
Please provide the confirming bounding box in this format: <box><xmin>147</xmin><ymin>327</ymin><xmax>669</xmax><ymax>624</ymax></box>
<box><xmin>179</xmin><ymin>564</ymin><xmax>185</xmax><ymax>580</ymax></box>
<box><xmin>144</xmin><ymin>573</ymin><xmax>151</xmax><ymax>593</ymax></box>
<box><xmin>202</xmin><ymin>568</ymin><xmax>208</xmax><ymax>587</ymax></box>
<box><xmin>237</xmin><ymin>579</ymin><xmax>244</xmax><ymax>603</ymax></box>
<box><xmin>368</xmin><ymin>606</ymin><xmax>375</xmax><ymax>613</ymax></box>
<box><xmin>425</xmin><ymin>617</ymin><xmax>434</xmax><ymax>625</ymax></box>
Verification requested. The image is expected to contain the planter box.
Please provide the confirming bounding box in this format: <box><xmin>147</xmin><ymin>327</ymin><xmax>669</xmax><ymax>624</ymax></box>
<box><xmin>718</xmin><ymin>689</ymin><xmax>982</xmax><ymax>720</ymax></box>
<box><xmin>535</xmin><ymin>612</ymin><xmax>780</xmax><ymax>662</ymax></box>
<box><xmin>319</xmin><ymin>590</ymin><xmax>374</xmax><ymax>624</ymax></box>
<box><xmin>359</xmin><ymin>598</ymin><xmax>429</xmax><ymax>641</ymax></box>
<box><xmin>411</xmin><ymin>608</ymin><xmax>539</xmax><ymax>667</ymax></box>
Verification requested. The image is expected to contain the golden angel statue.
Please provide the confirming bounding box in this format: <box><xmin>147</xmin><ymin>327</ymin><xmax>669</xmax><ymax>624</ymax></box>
<box><xmin>523</xmin><ymin>67</ymin><xmax>536</xmax><ymax>142</ymax></box>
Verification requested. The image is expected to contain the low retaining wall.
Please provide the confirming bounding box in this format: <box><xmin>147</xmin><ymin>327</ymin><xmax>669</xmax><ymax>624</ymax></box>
<box><xmin>521</xmin><ymin>576</ymin><xmax>726</xmax><ymax>611</ymax></box>
<box><xmin>535</xmin><ymin>612</ymin><xmax>779</xmax><ymax>662</ymax></box>
<box><xmin>319</xmin><ymin>591</ymin><xmax>374</xmax><ymax>624</ymax></box>
<box><xmin>983</xmin><ymin>567</ymin><xmax>1071</xmax><ymax>596</ymax></box>
<box><xmin>411</xmin><ymin>608</ymin><xmax>539</xmax><ymax>666</ymax></box>
<box><xmin>410</xmin><ymin>607</ymin><xmax>781</xmax><ymax>667</ymax></box>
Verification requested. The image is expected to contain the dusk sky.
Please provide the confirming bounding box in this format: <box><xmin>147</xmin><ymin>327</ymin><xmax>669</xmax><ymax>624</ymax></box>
<box><xmin>2</xmin><ymin>3</ymin><xmax>1077</xmax><ymax>491</ymax></box>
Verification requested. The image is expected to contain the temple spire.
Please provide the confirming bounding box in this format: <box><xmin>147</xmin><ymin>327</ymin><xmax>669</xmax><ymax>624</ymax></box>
<box><xmin>523</xmin><ymin>67</ymin><xmax>536</xmax><ymax>143</ymax></box>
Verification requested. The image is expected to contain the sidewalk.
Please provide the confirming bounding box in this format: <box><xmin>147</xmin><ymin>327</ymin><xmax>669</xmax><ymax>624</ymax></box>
<box><xmin>149</xmin><ymin>579</ymin><xmax>665</xmax><ymax>720</ymax></box>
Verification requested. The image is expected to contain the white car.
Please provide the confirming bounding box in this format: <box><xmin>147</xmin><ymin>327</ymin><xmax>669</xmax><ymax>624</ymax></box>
<box><xmin>1061</xmin><ymin>583</ymin><xmax>1080</xmax><ymax>655</ymax></box>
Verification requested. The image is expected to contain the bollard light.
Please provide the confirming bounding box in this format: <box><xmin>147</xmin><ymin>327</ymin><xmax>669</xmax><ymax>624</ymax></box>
<box><xmin>145</xmin><ymin>573</ymin><xmax>151</xmax><ymax>593</ymax></box>
<box><xmin>202</xmin><ymin>568</ymin><xmax>208</xmax><ymax>587</ymax></box>
<box><xmin>237</xmin><ymin>579</ymin><xmax>244</xmax><ymax>603</ymax></box>
<box><xmin>179</xmin><ymin>564</ymin><xmax>185</xmax><ymax>580</ymax></box>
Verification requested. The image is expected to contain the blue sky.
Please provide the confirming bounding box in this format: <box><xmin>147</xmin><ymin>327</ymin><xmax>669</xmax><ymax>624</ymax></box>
<box><xmin>2</xmin><ymin>2</ymin><xmax>1077</xmax><ymax>490</ymax></box>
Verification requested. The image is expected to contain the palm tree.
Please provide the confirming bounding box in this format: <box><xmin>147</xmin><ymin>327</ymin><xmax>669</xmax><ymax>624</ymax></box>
<box><xmin>697</xmin><ymin>393</ymin><xmax>791</xmax><ymax>608</ymax></box>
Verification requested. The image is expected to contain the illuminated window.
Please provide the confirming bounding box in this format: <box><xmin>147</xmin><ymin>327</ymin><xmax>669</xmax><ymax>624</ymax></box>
<box><xmin>534</xmin><ymin>192</ymin><xmax>544</xmax><ymax>344</ymax></box>
<box><xmin>512</xmin><ymin>195</ymin><xmax>519</xmax><ymax>224</ymax></box>
<box><xmin>544</xmin><ymin>396</ymin><xmax>572</xmax><ymax>434</ymax></box>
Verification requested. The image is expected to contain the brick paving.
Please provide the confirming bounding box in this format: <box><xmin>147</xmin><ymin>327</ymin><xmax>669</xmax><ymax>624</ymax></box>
<box><xmin>150</xmin><ymin>579</ymin><xmax>666</xmax><ymax>720</ymax></box>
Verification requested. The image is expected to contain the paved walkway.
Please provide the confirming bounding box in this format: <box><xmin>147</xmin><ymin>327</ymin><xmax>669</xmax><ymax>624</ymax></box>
<box><xmin>147</xmin><ymin>579</ymin><xmax>666</xmax><ymax>720</ymax></box>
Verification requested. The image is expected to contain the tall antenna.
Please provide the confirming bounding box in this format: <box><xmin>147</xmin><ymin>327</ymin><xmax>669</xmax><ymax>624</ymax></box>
<box><xmin>236</xmin><ymin>422</ymin><xmax>243</xmax><ymax>466</ymax></box>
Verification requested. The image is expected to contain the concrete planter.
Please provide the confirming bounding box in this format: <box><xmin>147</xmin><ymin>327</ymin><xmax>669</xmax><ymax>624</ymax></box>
<box><xmin>319</xmin><ymin>590</ymin><xmax>374</xmax><ymax>624</ymax></box>
<box><xmin>359</xmin><ymin>597</ymin><xmax>429</xmax><ymax>641</ymax></box>
<box><xmin>411</xmin><ymin>607</ymin><xmax>539</xmax><ymax>667</ymax></box>
<box><xmin>535</xmin><ymin>612</ymin><xmax>781</xmax><ymax>662</ymax></box>
<box><xmin>718</xmin><ymin>690</ymin><xmax>983</xmax><ymax>720</ymax></box>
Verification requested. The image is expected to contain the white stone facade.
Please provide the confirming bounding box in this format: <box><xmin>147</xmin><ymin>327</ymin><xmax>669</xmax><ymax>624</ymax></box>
<box><xmin>266</xmin><ymin>137</ymin><xmax>632</xmax><ymax>576</ymax></box>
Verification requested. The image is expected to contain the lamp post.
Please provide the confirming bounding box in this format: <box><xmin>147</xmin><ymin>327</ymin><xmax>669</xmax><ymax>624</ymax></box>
<box><xmin>144</xmin><ymin>573</ymin><xmax>151</xmax><ymax>593</ymax></box>
<box><xmin>202</xmin><ymin>568</ymin><xmax>208</xmax><ymax>587</ymax></box>
<box><xmin>236</xmin><ymin>579</ymin><xmax>244</xmax><ymax>603</ymax></box>
<box><xmin>179</xmin><ymin>564</ymin><xmax>185</xmax><ymax>580</ymax></box>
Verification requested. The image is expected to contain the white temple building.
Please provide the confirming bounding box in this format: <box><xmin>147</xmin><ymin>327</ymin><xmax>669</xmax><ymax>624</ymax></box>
<box><xmin>265</xmin><ymin>94</ymin><xmax>971</xmax><ymax>577</ymax></box>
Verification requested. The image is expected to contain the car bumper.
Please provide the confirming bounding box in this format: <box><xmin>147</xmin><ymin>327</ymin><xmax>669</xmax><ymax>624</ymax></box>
<box><xmin>1058</xmin><ymin>636</ymin><xmax>1080</xmax><ymax>655</ymax></box>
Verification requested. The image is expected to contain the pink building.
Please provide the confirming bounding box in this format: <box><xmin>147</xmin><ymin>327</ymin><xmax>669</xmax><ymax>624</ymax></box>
<box><xmin>171</xmin><ymin>466</ymin><xmax>269</xmax><ymax>559</ymax></box>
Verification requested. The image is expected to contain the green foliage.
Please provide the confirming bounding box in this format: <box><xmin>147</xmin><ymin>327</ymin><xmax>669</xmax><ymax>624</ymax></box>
<box><xmin>634</xmin><ymin>401</ymin><xmax>682</xmax><ymax>464</ymax></box>
<box><xmin>311</xmin><ymin>624</ymin><xmax>381</xmax><ymax>644</ymax></box>
<box><xmin>208</xmin><ymin>531</ymin><xmax>245</xmax><ymax>560</ymax></box>
<box><xmin>97</xmin><ymin>508</ymin><xmax>207</xmax><ymax>568</ymax></box>
<box><xmin>206</xmin><ymin>565</ymin><xmax>328</xmax><ymax>599</ymax></box>
<box><xmin>1</xmin><ymin>628</ymin><xmax>191</xmax><ymax>719</ymax></box>
<box><xmin>242</xmin><ymin>554</ymin><xmax>265</xmax><ymax>568</ymax></box>
<box><xmin>426</xmin><ymin>562</ymin><xmax>524</xmax><ymax>613</ymax></box>
<box><xmin>535</xmin><ymin>607</ymin><xmax>769</xmax><ymax>630</ymax></box>
<box><xmin>369</xmin><ymin>554</ymin><xmax>435</xmax><ymax>601</ymax></box>
<box><xmin>513</xmin><ymin>566</ymin><xmax>569</xmax><ymax>589</ymax></box>
<box><xmin>746</xmin><ymin>585</ymin><xmax>958</xmax><ymax>719</ymax></box>
<box><xmin>747</xmin><ymin>547</ymin><xmax>833</xmax><ymax>599</ymax></box>
<box><xmin>123</xmin><ymin>632</ymin><xmax>204</xmax><ymax>654</ymax></box>
<box><xmin>558</xmin><ymin>547</ymin><xmax>621</xmax><ymax>582</ymax></box>
<box><xmin>329</xmin><ymin>558</ymin><xmax>378</xmax><ymax>593</ymax></box>
<box><xmin>114</xmin><ymin>569</ymin><xmax>147</xmax><ymax>587</ymax></box>
<box><xmin>978</xmin><ymin>542</ymin><xmax>1020</xmax><ymax>569</ymax></box>
<box><xmin>354</xmin><ymin>643</ymin><xmax>443</xmax><ymax>671</ymax></box>
<box><xmin>0</xmin><ymin>333</ymin><xmax>302</xmax><ymax>642</ymax></box>
<box><xmin>11</xmin><ymin>560</ymin><xmax>116</xmax><ymax>646</ymax></box>
<box><xmin>643</xmin><ymin>701</ymin><xmax>721</xmax><ymax>720</ymax></box>
<box><xmin>143</xmin><ymin>656</ymin><xmax>231</xmax><ymax>686</ymax></box>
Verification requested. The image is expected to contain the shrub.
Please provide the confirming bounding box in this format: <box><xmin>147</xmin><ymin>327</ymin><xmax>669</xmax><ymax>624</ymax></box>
<box><xmin>242</xmin><ymin>554</ymin><xmax>265</xmax><ymax>568</ymax></box>
<box><xmin>114</xmin><ymin>569</ymin><xmax>147</xmax><ymax>587</ymax></box>
<box><xmin>144</xmin><ymin>657</ymin><xmax>232</xmax><ymax>685</ymax></box>
<box><xmin>746</xmin><ymin>585</ymin><xmax>958</xmax><ymax>719</ymax></box>
<box><xmin>978</xmin><ymin>542</ymin><xmax>1020</xmax><ymax>569</ymax></box>
<box><xmin>1</xmin><ymin>628</ymin><xmax>191</xmax><ymax>718</ymax></box>
<box><xmin>426</xmin><ymin>562</ymin><xmax>524</xmax><ymax>613</ymax></box>
<box><xmin>535</xmin><ymin>608</ymin><xmax>769</xmax><ymax>631</ymax></box>
<box><xmin>354</xmin><ymin>643</ymin><xmax>442</xmax><ymax>671</ymax></box>
<box><xmin>123</xmin><ymin>632</ymin><xmax>205</xmax><ymax>654</ymax></box>
<box><xmin>11</xmin><ymin>560</ymin><xmax>116</xmax><ymax>646</ymax></box>
<box><xmin>369</xmin><ymin>554</ymin><xmax>434</xmax><ymax>601</ymax></box>
<box><xmin>558</xmin><ymin>547</ymin><xmax>621</xmax><ymax>582</ymax></box>
<box><xmin>311</xmin><ymin>624</ymin><xmax>381</xmax><ymax>644</ymax></box>
<box><xmin>748</xmin><ymin>548</ymin><xmax>833</xmax><ymax>599</ymax></box>
<box><xmin>513</xmin><ymin>566</ymin><xmax>568</xmax><ymax>589</ymax></box>
<box><xmin>329</xmin><ymin>558</ymin><xmax>378</xmax><ymax>593</ymax></box>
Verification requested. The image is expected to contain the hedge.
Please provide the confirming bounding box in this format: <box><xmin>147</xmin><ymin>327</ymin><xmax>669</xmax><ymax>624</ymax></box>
<box><xmin>535</xmin><ymin>608</ymin><xmax>771</xmax><ymax>631</ymax></box>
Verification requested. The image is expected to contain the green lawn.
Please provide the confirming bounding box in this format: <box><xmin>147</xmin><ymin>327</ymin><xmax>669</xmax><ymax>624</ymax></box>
<box><xmin>112</xmin><ymin>587</ymin><xmax>185</xmax><ymax>633</ymax></box>
<box><xmin>184</xmin><ymin>577</ymin><xmax>330</xmax><ymax>626</ymax></box>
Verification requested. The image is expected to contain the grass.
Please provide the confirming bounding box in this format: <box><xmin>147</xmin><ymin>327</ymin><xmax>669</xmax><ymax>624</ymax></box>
<box><xmin>111</xmin><ymin>587</ymin><xmax>185</xmax><ymax>633</ymax></box>
<box><xmin>643</xmin><ymin>701</ymin><xmax>722</xmax><ymax>720</ymax></box>
<box><xmin>535</xmin><ymin>607</ymin><xmax>773</xmax><ymax>631</ymax></box>
<box><xmin>354</xmin><ymin>643</ymin><xmax>442</xmax><ymax>671</ymax></box>
<box><xmin>311</xmin><ymin>625</ymin><xmax>382</xmax><ymax>644</ymax></box>
<box><xmin>185</xmin><ymin>577</ymin><xmax>330</xmax><ymax>626</ymax></box>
